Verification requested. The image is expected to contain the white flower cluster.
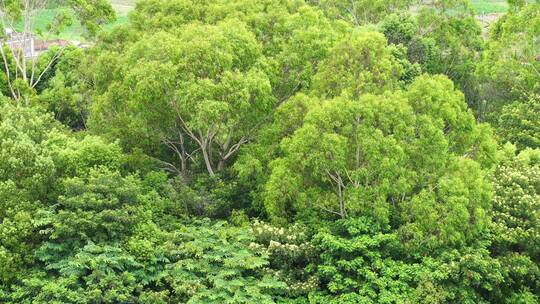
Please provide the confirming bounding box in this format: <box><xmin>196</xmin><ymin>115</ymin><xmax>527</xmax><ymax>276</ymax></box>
<box><xmin>491</xmin><ymin>162</ymin><xmax>540</xmax><ymax>244</ymax></box>
<box><xmin>258</xmin><ymin>266</ymin><xmax>318</xmax><ymax>296</ymax></box>
<box><xmin>259</xmin><ymin>267</ymin><xmax>282</xmax><ymax>277</ymax></box>
<box><xmin>287</xmin><ymin>276</ymin><xmax>318</xmax><ymax>295</ymax></box>
<box><xmin>179</xmin><ymin>281</ymin><xmax>202</xmax><ymax>296</ymax></box>
<box><xmin>252</xmin><ymin>219</ymin><xmax>306</xmax><ymax>243</ymax></box>
<box><xmin>268</xmin><ymin>240</ymin><xmax>311</xmax><ymax>253</ymax></box>
<box><xmin>250</xmin><ymin>219</ymin><xmax>313</xmax><ymax>258</ymax></box>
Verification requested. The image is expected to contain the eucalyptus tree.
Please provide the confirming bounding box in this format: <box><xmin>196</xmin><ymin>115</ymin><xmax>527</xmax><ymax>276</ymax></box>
<box><xmin>126</xmin><ymin>0</ymin><xmax>347</xmax><ymax>101</ymax></box>
<box><xmin>236</xmin><ymin>30</ymin><xmax>402</xmax><ymax>215</ymax></box>
<box><xmin>90</xmin><ymin>1</ymin><xmax>347</xmax><ymax>177</ymax></box>
<box><xmin>264</xmin><ymin>75</ymin><xmax>497</xmax><ymax>253</ymax></box>
<box><xmin>91</xmin><ymin>21</ymin><xmax>274</xmax><ymax>176</ymax></box>
<box><xmin>234</xmin><ymin>93</ymin><xmax>322</xmax><ymax>216</ymax></box>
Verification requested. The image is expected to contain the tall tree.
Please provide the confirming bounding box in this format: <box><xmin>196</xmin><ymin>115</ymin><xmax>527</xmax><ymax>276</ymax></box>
<box><xmin>126</xmin><ymin>0</ymin><xmax>347</xmax><ymax>101</ymax></box>
<box><xmin>91</xmin><ymin>21</ymin><xmax>274</xmax><ymax>176</ymax></box>
<box><xmin>264</xmin><ymin>75</ymin><xmax>496</xmax><ymax>253</ymax></box>
<box><xmin>378</xmin><ymin>1</ymin><xmax>484</xmax><ymax>108</ymax></box>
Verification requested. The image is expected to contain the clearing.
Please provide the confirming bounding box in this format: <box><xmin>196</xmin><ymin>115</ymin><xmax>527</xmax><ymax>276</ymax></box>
<box><xmin>471</xmin><ymin>0</ymin><xmax>508</xmax><ymax>14</ymax></box>
<box><xmin>15</xmin><ymin>0</ymin><xmax>137</xmax><ymax>41</ymax></box>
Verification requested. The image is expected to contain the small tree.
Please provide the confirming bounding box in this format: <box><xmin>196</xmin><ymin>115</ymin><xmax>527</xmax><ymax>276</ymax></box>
<box><xmin>0</xmin><ymin>0</ymin><xmax>115</xmax><ymax>104</ymax></box>
<box><xmin>497</xmin><ymin>95</ymin><xmax>540</xmax><ymax>150</ymax></box>
<box><xmin>491</xmin><ymin>146</ymin><xmax>540</xmax><ymax>258</ymax></box>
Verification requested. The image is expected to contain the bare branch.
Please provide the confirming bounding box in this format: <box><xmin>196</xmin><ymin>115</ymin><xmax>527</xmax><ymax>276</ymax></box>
<box><xmin>317</xmin><ymin>204</ymin><xmax>343</xmax><ymax>217</ymax></box>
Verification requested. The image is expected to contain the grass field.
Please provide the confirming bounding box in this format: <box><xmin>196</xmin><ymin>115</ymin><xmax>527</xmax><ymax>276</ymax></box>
<box><xmin>471</xmin><ymin>0</ymin><xmax>509</xmax><ymax>14</ymax></box>
<box><xmin>110</xmin><ymin>0</ymin><xmax>137</xmax><ymax>15</ymax></box>
<box><xmin>14</xmin><ymin>0</ymin><xmax>136</xmax><ymax>41</ymax></box>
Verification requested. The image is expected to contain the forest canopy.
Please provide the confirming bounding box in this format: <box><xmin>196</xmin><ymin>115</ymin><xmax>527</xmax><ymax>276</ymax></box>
<box><xmin>0</xmin><ymin>0</ymin><xmax>539</xmax><ymax>303</ymax></box>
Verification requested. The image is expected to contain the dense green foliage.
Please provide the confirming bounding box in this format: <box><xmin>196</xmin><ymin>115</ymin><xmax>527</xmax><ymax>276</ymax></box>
<box><xmin>496</xmin><ymin>95</ymin><xmax>540</xmax><ymax>150</ymax></box>
<box><xmin>1</xmin><ymin>0</ymin><xmax>539</xmax><ymax>303</ymax></box>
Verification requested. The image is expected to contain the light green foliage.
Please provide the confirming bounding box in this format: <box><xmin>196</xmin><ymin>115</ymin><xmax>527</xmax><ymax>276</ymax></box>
<box><xmin>265</xmin><ymin>75</ymin><xmax>496</xmax><ymax>253</ymax></box>
<box><xmin>381</xmin><ymin>13</ymin><xmax>417</xmax><ymax>46</ymax></box>
<box><xmin>48</xmin><ymin>135</ymin><xmax>125</xmax><ymax>177</ymax></box>
<box><xmin>419</xmin><ymin>6</ymin><xmax>483</xmax><ymax>100</ymax></box>
<box><xmin>126</xmin><ymin>0</ymin><xmax>348</xmax><ymax>100</ymax></box>
<box><xmin>266</xmin><ymin>93</ymin><xmax>414</xmax><ymax>222</ymax></box>
<box><xmin>313</xmin><ymin>31</ymin><xmax>403</xmax><ymax>98</ymax></box>
<box><xmin>507</xmin><ymin>0</ymin><xmax>534</xmax><ymax>12</ymax></box>
<box><xmin>381</xmin><ymin>13</ymin><xmax>439</xmax><ymax>75</ymax></box>
<box><xmin>2</xmin><ymin>0</ymin><xmax>540</xmax><ymax>302</ymax></box>
<box><xmin>91</xmin><ymin>20</ymin><xmax>273</xmax><ymax>176</ymax></box>
<box><xmin>269</xmin><ymin>5</ymin><xmax>347</xmax><ymax>100</ymax></box>
<box><xmin>311</xmin><ymin>0</ymin><xmax>414</xmax><ymax>25</ymax></box>
<box><xmin>90</xmin><ymin>0</ymin><xmax>349</xmax><ymax>177</ymax></box>
<box><xmin>323</xmin><ymin>0</ymin><xmax>483</xmax><ymax>104</ymax></box>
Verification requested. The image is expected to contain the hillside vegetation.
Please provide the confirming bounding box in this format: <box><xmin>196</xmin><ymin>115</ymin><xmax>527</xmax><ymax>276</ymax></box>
<box><xmin>0</xmin><ymin>0</ymin><xmax>539</xmax><ymax>303</ymax></box>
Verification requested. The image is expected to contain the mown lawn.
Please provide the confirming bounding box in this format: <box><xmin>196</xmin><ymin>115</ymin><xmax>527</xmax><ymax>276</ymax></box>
<box><xmin>111</xmin><ymin>0</ymin><xmax>137</xmax><ymax>15</ymax></box>
<box><xmin>471</xmin><ymin>0</ymin><xmax>509</xmax><ymax>14</ymax></box>
<box><xmin>15</xmin><ymin>0</ymin><xmax>136</xmax><ymax>41</ymax></box>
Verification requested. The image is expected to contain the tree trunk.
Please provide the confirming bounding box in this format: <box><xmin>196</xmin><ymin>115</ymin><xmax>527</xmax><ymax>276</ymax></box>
<box><xmin>201</xmin><ymin>146</ymin><xmax>215</xmax><ymax>176</ymax></box>
<box><xmin>217</xmin><ymin>159</ymin><xmax>225</xmax><ymax>171</ymax></box>
<box><xmin>338</xmin><ymin>182</ymin><xmax>346</xmax><ymax>219</ymax></box>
